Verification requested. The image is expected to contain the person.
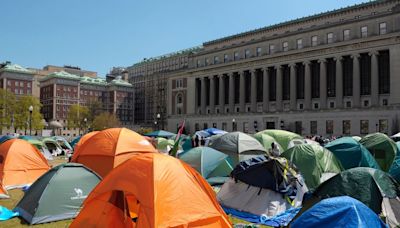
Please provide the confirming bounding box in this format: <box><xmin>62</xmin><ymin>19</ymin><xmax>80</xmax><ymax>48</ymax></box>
<box><xmin>200</xmin><ymin>136</ymin><xmax>205</xmax><ymax>146</ymax></box>
<box><xmin>269</xmin><ymin>142</ymin><xmax>281</xmax><ymax>157</ymax></box>
<box><xmin>194</xmin><ymin>135</ymin><xmax>199</xmax><ymax>147</ymax></box>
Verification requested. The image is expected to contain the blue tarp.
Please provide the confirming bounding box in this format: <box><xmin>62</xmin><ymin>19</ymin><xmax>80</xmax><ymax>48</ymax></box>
<box><xmin>223</xmin><ymin>206</ymin><xmax>300</xmax><ymax>227</ymax></box>
<box><xmin>290</xmin><ymin>196</ymin><xmax>386</xmax><ymax>228</ymax></box>
<box><xmin>0</xmin><ymin>206</ymin><xmax>19</xmax><ymax>221</ymax></box>
<box><xmin>205</xmin><ymin>128</ymin><xmax>227</xmax><ymax>136</ymax></box>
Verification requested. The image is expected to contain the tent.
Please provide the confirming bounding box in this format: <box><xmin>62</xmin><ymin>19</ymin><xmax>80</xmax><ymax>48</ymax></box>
<box><xmin>389</xmin><ymin>142</ymin><xmax>400</xmax><ymax>183</ymax></box>
<box><xmin>313</xmin><ymin>167</ymin><xmax>400</xmax><ymax>214</ymax></box>
<box><xmin>0</xmin><ymin>135</ymin><xmax>16</xmax><ymax>144</ymax></box>
<box><xmin>52</xmin><ymin>136</ymin><xmax>73</xmax><ymax>151</ymax></box>
<box><xmin>325</xmin><ymin>137</ymin><xmax>380</xmax><ymax>170</ymax></box>
<box><xmin>179</xmin><ymin>147</ymin><xmax>233</xmax><ymax>185</ymax></box>
<box><xmin>360</xmin><ymin>132</ymin><xmax>398</xmax><ymax>171</ymax></box>
<box><xmin>144</xmin><ymin>130</ymin><xmax>176</xmax><ymax>138</ymax></box>
<box><xmin>0</xmin><ymin>185</ymin><xmax>8</xmax><ymax>199</ymax></box>
<box><xmin>26</xmin><ymin>139</ymin><xmax>53</xmax><ymax>160</ymax></box>
<box><xmin>205</xmin><ymin>128</ymin><xmax>227</xmax><ymax>136</ymax></box>
<box><xmin>280</xmin><ymin>144</ymin><xmax>343</xmax><ymax>191</ymax></box>
<box><xmin>253</xmin><ymin>133</ymin><xmax>283</xmax><ymax>154</ymax></box>
<box><xmin>352</xmin><ymin>136</ymin><xmax>362</xmax><ymax>141</ymax></box>
<box><xmin>254</xmin><ymin>130</ymin><xmax>303</xmax><ymax>151</ymax></box>
<box><xmin>208</xmin><ymin>132</ymin><xmax>267</xmax><ymax>166</ymax></box>
<box><xmin>42</xmin><ymin>137</ymin><xmax>63</xmax><ymax>156</ymax></box>
<box><xmin>14</xmin><ymin>163</ymin><xmax>102</xmax><ymax>224</ymax></box>
<box><xmin>290</xmin><ymin>196</ymin><xmax>386</xmax><ymax>228</ymax></box>
<box><xmin>0</xmin><ymin>139</ymin><xmax>50</xmax><ymax>189</ymax></box>
<box><xmin>70</xmin><ymin>153</ymin><xmax>231</xmax><ymax>228</ymax></box>
<box><xmin>154</xmin><ymin>137</ymin><xmax>175</xmax><ymax>153</ymax></box>
<box><xmin>69</xmin><ymin>136</ymin><xmax>81</xmax><ymax>149</ymax></box>
<box><xmin>71</xmin><ymin>128</ymin><xmax>157</xmax><ymax>177</ymax></box>
<box><xmin>72</xmin><ymin>131</ymin><xmax>99</xmax><ymax>154</ymax></box>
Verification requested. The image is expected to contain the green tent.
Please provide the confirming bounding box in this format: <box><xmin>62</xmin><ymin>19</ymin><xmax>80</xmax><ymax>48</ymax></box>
<box><xmin>253</xmin><ymin>133</ymin><xmax>283</xmax><ymax>153</ymax></box>
<box><xmin>281</xmin><ymin>144</ymin><xmax>343</xmax><ymax>190</ymax></box>
<box><xmin>313</xmin><ymin>167</ymin><xmax>400</xmax><ymax>214</ymax></box>
<box><xmin>389</xmin><ymin>142</ymin><xmax>400</xmax><ymax>182</ymax></box>
<box><xmin>208</xmin><ymin>132</ymin><xmax>267</xmax><ymax>166</ymax></box>
<box><xmin>325</xmin><ymin>137</ymin><xmax>381</xmax><ymax>170</ymax></box>
<box><xmin>144</xmin><ymin>130</ymin><xmax>176</xmax><ymax>138</ymax></box>
<box><xmin>254</xmin><ymin>129</ymin><xmax>303</xmax><ymax>151</ymax></box>
<box><xmin>14</xmin><ymin>163</ymin><xmax>101</xmax><ymax>224</ymax></box>
<box><xmin>155</xmin><ymin>137</ymin><xmax>175</xmax><ymax>150</ymax></box>
<box><xmin>42</xmin><ymin>137</ymin><xmax>63</xmax><ymax>155</ymax></box>
<box><xmin>360</xmin><ymin>133</ymin><xmax>397</xmax><ymax>171</ymax></box>
<box><xmin>179</xmin><ymin>147</ymin><xmax>233</xmax><ymax>185</ymax></box>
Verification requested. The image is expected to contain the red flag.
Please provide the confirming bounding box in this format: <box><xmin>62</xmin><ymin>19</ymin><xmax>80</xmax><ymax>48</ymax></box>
<box><xmin>175</xmin><ymin>119</ymin><xmax>185</xmax><ymax>141</ymax></box>
<box><xmin>170</xmin><ymin>119</ymin><xmax>185</xmax><ymax>157</ymax></box>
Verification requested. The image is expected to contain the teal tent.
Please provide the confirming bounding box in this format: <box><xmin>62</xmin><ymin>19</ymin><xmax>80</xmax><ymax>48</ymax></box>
<box><xmin>70</xmin><ymin>136</ymin><xmax>81</xmax><ymax>149</ymax></box>
<box><xmin>0</xmin><ymin>135</ymin><xmax>16</xmax><ymax>144</ymax></box>
<box><xmin>325</xmin><ymin>137</ymin><xmax>380</xmax><ymax>170</ymax></box>
<box><xmin>208</xmin><ymin>132</ymin><xmax>267</xmax><ymax>166</ymax></box>
<box><xmin>144</xmin><ymin>130</ymin><xmax>176</xmax><ymax>138</ymax></box>
<box><xmin>179</xmin><ymin>147</ymin><xmax>233</xmax><ymax>185</ymax></box>
<box><xmin>360</xmin><ymin>133</ymin><xmax>397</xmax><ymax>171</ymax></box>
<box><xmin>14</xmin><ymin>163</ymin><xmax>101</xmax><ymax>224</ymax></box>
<box><xmin>389</xmin><ymin>142</ymin><xmax>400</xmax><ymax>182</ymax></box>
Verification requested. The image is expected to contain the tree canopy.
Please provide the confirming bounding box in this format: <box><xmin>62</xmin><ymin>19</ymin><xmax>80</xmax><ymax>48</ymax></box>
<box><xmin>91</xmin><ymin>112</ymin><xmax>121</xmax><ymax>131</ymax></box>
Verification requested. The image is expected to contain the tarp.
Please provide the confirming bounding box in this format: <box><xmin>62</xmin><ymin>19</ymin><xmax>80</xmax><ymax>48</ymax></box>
<box><xmin>360</xmin><ymin>132</ymin><xmax>398</xmax><ymax>171</ymax></box>
<box><xmin>389</xmin><ymin>142</ymin><xmax>400</xmax><ymax>182</ymax></box>
<box><xmin>208</xmin><ymin>132</ymin><xmax>267</xmax><ymax>166</ymax></box>
<box><xmin>179</xmin><ymin>147</ymin><xmax>233</xmax><ymax>185</ymax></box>
<box><xmin>205</xmin><ymin>128</ymin><xmax>228</xmax><ymax>136</ymax></box>
<box><xmin>254</xmin><ymin>130</ymin><xmax>303</xmax><ymax>151</ymax></box>
<box><xmin>313</xmin><ymin>167</ymin><xmax>400</xmax><ymax>214</ymax></box>
<box><xmin>70</xmin><ymin>153</ymin><xmax>232</xmax><ymax>228</ymax></box>
<box><xmin>280</xmin><ymin>144</ymin><xmax>343</xmax><ymax>191</ymax></box>
<box><xmin>291</xmin><ymin>196</ymin><xmax>386</xmax><ymax>228</ymax></box>
<box><xmin>0</xmin><ymin>139</ymin><xmax>50</xmax><ymax>189</ymax></box>
<box><xmin>144</xmin><ymin>130</ymin><xmax>176</xmax><ymax>138</ymax></box>
<box><xmin>71</xmin><ymin>128</ymin><xmax>157</xmax><ymax>177</ymax></box>
<box><xmin>325</xmin><ymin>137</ymin><xmax>380</xmax><ymax>170</ymax></box>
<box><xmin>14</xmin><ymin>163</ymin><xmax>101</xmax><ymax>224</ymax></box>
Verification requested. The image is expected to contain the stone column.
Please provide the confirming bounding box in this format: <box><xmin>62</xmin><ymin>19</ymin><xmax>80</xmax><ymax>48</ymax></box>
<box><xmin>370</xmin><ymin>51</ymin><xmax>379</xmax><ymax>107</ymax></box>
<box><xmin>304</xmin><ymin>61</ymin><xmax>311</xmax><ymax>110</ymax></box>
<box><xmin>250</xmin><ymin>70</ymin><xmax>257</xmax><ymax>112</ymax></box>
<box><xmin>219</xmin><ymin>74</ymin><xmax>225</xmax><ymax>113</ymax></box>
<box><xmin>319</xmin><ymin>59</ymin><xmax>327</xmax><ymax>109</ymax></box>
<box><xmin>352</xmin><ymin>53</ymin><xmax>360</xmax><ymax>108</ymax></box>
<box><xmin>289</xmin><ymin>63</ymin><xmax>296</xmax><ymax>110</ymax></box>
<box><xmin>276</xmin><ymin>66</ymin><xmax>283</xmax><ymax>111</ymax></box>
<box><xmin>201</xmin><ymin>77</ymin><xmax>206</xmax><ymax>114</ymax></box>
<box><xmin>209</xmin><ymin>76</ymin><xmax>215</xmax><ymax>114</ymax></box>
<box><xmin>263</xmin><ymin>68</ymin><xmax>269</xmax><ymax>112</ymax></box>
<box><xmin>335</xmin><ymin>56</ymin><xmax>343</xmax><ymax>108</ymax></box>
<box><xmin>239</xmin><ymin>71</ymin><xmax>245</xmax><ymax>112</ymax></box>
<box><xmin>228</xmin><ymin>72</ymin><xmax>235</xmax><ymax>113</ymax></box>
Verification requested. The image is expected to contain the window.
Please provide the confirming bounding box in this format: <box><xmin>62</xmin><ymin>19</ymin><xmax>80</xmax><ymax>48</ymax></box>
<box><xmin>295</xmin><ymin>121</ymin><xmax>302</xmax><ymax>135</ymax></box>
<box><xmin>379</xmin><ymin>22</ymin><xmax>387</xmax><ymax>35</ymax></box>
<box><xmin>224</xmin><ymin>54</ymin><xmax>229</xmax><ymax>63</ymax></box>
<box><xmin>343</xmin><ymin>29</ymin><xmax>350</xmax><ymax>41</ymax></box>
<box><xmin>343</xmin><ymin>120</ymin><xmax>351</xmax><ymax>135</ymax></box>
<box><xmin>297</xmin><ymin>39</ymin><xmax>303</xmax><ymax>49</ymax></box>
<box><xmin>245</xmin><ymin>49</ymin><xmax>250</xmax><ymax>58</ymax></box>
<box><xmin>177</xmin><ymin>93</ymin><xmax>183</xmax><ymax>104</ymax></box>
<box><xmin>299</xmin><ymin>103</ymin><xmax>304</xmax><ymax>110</ymax></box>
<box><xmin>314</xmin><ymin>103</ymin><xmax>319</xmax><ymax>109</ymax></box>
<box><xmin>382</xmin><ymin>99</ymin><xmax>388</xmax><ymax>106</ymax></box>
<box><xmin>214</xmin><ymin>56</ymin><xmax>219</xmax><ymax>64</ymax></box>
<box><xmin>311</xmin><ymin>36</ymin><xmax>318</xmax><ymax>46</ymax></box>
<box><xmin>327</xmin><ymin>32</ymin><xmax>334</xmax><ymax>44</ymax></box>
<box><xmin>361</xmin><ymin>26</ymin><xmax>368</xmax><ymax>38</ymax></box>
<box><xmin>269</xmin><ymin>44</ymin><xmax>275</xmax><ymax>54</ymax></box>
<box><xmin>282</xmin><ymin>42</ymin><xmax>289</xmax><ymax>52</ymax></box>
<box><xmin>205</xmin><ymin>58</ymin><xmax>210</xmax><ymax>66</ymax></box>
<box><xmin>379</xmin><ymin>119</ymin><xmax>388</xmax><ymax>133</ymax></box>
<box><xmin>310</xmin><ymin>121</ymin><xmax>318</xmax><ymax>135</ymax></box>
<box><xmin>176</xmin><ymin>79</ymin><xmax>183</xmax><ymax>88</ymax></box>
<box><xmin>346</xmin><ymin>101</ymin><xmax>352</xmax><ymax>108</ymax></box>
<box><xmin>222</xmin><ymin>122</ymin><xmax>227</xmax><ymax>130</ymax></box>
<box><xmin>256</xmin><ymin>47</ymin><xmax>262</xmax><ymax>56</ymax></box>
<box><xmin>197</xmin><ymin>59</ymin><xmax>201</xmax><ymax>67</ymax></box>
<box><xmin>329</xmin><ymin>102</ymin><xmax>335</xmax><ymax>108</ymax></box>
<box><xmin>234</xmin><ymin>52</ymin><xmax>239</xmax><ymax>60</ymax></box>
<box><xmin>326</xmin><ymin>120</ymin><xmax>334</xmax><ymax>134</ymax></box>
<box><xmin>363</xmin><ymin>100</ymin><xmax>369</xmax><ymax>107</ymax></box>
<box><xmin>360</xmin><ymin>120</ymin><xmax>369</xmax><ymax>134</ymax></box>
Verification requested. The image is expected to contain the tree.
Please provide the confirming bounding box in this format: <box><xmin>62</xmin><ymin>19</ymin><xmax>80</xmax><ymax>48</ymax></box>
<box><xmin>87</xmin><ymin>100</ymin><xmax>103</xmax><ymax>122</ymax></box>
<box><xmin>0</xmin><ymin>89</ymin><xmax>16</xmax><ymax>133</ymax></box>
<box><xmin>67</xmin><ymin>104</ymin><xmax>89</xmax><ymax>133</ymax></box>
<box><xmin>91</xmin><ymin>112</ymin><xmax>121</xmax><ymax>131</ymax></box>
<box><xmin>14</xmin><ymin>95</ymin><xmax>44</xmax><ymax>134</ymax></box>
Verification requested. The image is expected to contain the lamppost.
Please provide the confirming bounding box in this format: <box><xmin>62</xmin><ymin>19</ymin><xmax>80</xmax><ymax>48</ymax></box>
<box><xmin>156</xmin><ymin>113</ymin><xmax>161</xmax><ymax>130</ymax></box>
<box><xmin>154</xmin><ymin>121</ymin><xmax>158</xmax><ymax>130</ymax></box>
<box><xmin>83</xmin><ymin>118</ymin><xmax>87</xmax><ymax>134</ymax></box>
<box><xmin>28</xmin><ymin>105</ymin><xmax>33</xmax><ymax>136</ymax></box>
<box><xmin>232</xmin><ymin>118</ymin><xmax>236</xmax><ymax>131</ymax></box>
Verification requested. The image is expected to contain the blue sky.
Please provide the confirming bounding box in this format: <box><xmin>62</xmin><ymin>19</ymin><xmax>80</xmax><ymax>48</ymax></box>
<box><xmin>1</xmin><ymin>0</ymin><xmax>366</xmax><ymax>76</ymax></box>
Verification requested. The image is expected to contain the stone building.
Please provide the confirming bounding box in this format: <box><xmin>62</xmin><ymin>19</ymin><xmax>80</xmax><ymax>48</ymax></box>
<box><xmin>167</xmin><ymin>0</ymin><xmax>400</xmax><ymax>136</ymax></box>
<box><xmin>0</xmin><ymin>62</ymin><xmax>35</xmax><ymax>97</ymax></box>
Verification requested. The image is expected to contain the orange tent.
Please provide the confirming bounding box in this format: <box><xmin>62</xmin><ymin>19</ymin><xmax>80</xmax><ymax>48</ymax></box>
<box><xmin>70</xmin><ymin>153</ymin><xmax>232</xmax><ymax>228</ymax></box>
<box><xmin>0</xmin><ymin>139</ymin><xmax>50</xmax><ymax>189</ymax></box>
<box><xmin>0</xmin><ymin>184</ymin><xmax>9</xmax><ymax>198</ymax></box>
<box><xmin>71</xmin><ymin>128</ymin><xmax>157</xmax><ymax>177</ymax></box>
<box><xmin>71</xmin><ymin>131</ymin><xmax>99</xmax><ymax>161</ymax></box>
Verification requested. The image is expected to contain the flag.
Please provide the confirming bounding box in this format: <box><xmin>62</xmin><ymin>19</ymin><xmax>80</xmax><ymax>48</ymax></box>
<box><xmin>170</xmin><ymin>119</ymin><xmax>185</xmax><ymax>157</ymax></box>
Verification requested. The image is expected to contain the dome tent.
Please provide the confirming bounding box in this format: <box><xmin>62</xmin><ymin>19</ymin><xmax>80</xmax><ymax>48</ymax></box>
<box><xmin>254</xmin><ymin>130</ymin><xmax>303</xmax><ymax>151</ymax></box>
<box><xmin>360</xmin><ymin>132</ymin><xmax>397</xmax><ymax>171</ymax></box>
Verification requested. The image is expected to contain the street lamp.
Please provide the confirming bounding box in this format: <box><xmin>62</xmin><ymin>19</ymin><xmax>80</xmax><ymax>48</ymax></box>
<box><xmin>232</xmin><ymin>118</ymin><xmax>236</xmax><ymax>131</ymax></box>
<box><xmin>154</xmin><ymin>121</ymin><xmax>158</xmax><ymax>130</ymax></box>
<box><xmin>28</xmin><ymin>105</ymin><xmax>33</xmax><ymax>135</ymax></box>
<box><xmin>156</xmin><ymin>113</ymin><xmax>161</xmax><ymax>130</ymax></box>
<box><xmin>83</xmin><ymin>118</ymin><xmax>87</xmax><ymax>134</ymax></box>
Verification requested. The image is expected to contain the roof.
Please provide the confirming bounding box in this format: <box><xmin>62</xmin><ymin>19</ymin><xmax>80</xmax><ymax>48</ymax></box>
<box><xmin>0</xmin><ymin>63</ymin><xmax>34</xmax><ymax>74</ymax></box>
<box><xmin>109</xmin><ymin>77</ymin><xmax>132</xmax><ymax>87</ymax></box>
<box><xmin>41</xmin><ymin>71</ymin><xmax>81</xmax><ymax>81</ymax></box>
<box><xmin>80</xmin><ymin>76</ymin><xmax>108</xmax><ymax>86</ymax></box>
<box><xmin>204</xmin><ymin>0</ymin><xmax>388</xmax><ymax>45</ymax></box>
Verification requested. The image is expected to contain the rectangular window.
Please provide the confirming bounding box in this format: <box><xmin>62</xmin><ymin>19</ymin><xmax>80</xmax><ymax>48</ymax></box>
<box><xmin>361</xmin><ymin>26</ymin><xmax>368</xmax><ymax>38</ymax></box>
<box><xmin>360</xmin><ymin>120</ymin><xmax>369</xmax><ymax>135</ymax></box>
<box><xmin>243</xmin><ymin>122</ymin><xmax>249</xmax><ymax>133</ymax></box>
<box><xmin>245</xmin><ymin>49</ymin><xmax>250</xmax><ymax>58</ymax></box>
<box><xmin>269</xmin><ymin>44</ymin><xmax>275</xmax><ymax>54</ymax></box>
<box><xmin>343</xmin><ymin>120</ymin><xmax>351</xmax><ymax>135</ymax></box>
<box><xmin>326</xmin><ymin>58</ymin><xmax>336</xmax><ymax>97</ymax></box>
<box><xmin>214</xmin><ymin>56</ymin><xmax>219</xmax><ymax>64</ymax></box>
<box><xmin>297</xmin><ymin>39</ymin><xmax>303</xmax><ymax>49</ymax></box>
<box><xmin>378</xmin><ymin>50</ymin><xmax>390</xmax><ymax>94</ymax></box>
<box><xmin>295</xmin><ymin>121</ymin><xmax>302</xmax><ymax>135</ymax></box>
<box><xmin>342</xmin><ymin>56</ymin><xmax>353</xmax><ymax>96</ymax></box>
<box><xmin>282</xmin><ymin>65</ymin><xmax>290</xmax><ymax>100</ymax></box>
<box><xmin>234</xmin><ymin>52</ymin><xmax>239</xmax><ymax>60</ymax></box>
<box><xmin>311</xmin><ymin>36</ymin><xmax>318</xmax><ymax>46</ymax></box>
<box><xmin>196</xmin><ymin>59</ymin><xmax>201</xmax><ymax>67</ymax></box>
<box><xmin>222</xmin><ymin>122</ymin><xmax>227</xmax><ymax>131</ymax></box>
<box><xmin>343</xmin><ymin>29</ymin><xmax>350</xmax><ymax>41</ymax></box>
<box><xmin>205</xmin><ymin>58</ymin><xmax>210</xmax><ymax>66</ymax></box>
<box><xmin>256</xmin><ymin>47</ymin><xmax>262</xmax><ymax>56</ymax></box>
<box><xmin>310</xmin><ymin>121</ymin><xmax>318</xmax><ymax>135</ymax></box>
<box><xmin>311</xmin><ymin>61</ymin><xmax>320</xmax><ymax>98</ymax></box>
<box><xmin>379</xmin><ymin>119</ymin><xmax>388</xmax><ymax>134</ymax></box>
<box><xmin>282</xmin><ymin>41</ymin><xmax>289</xmax><ymax>52</ymax></box>
<box><xmin>296</xmin><ymin>63</ymin><xmax>305</xmax><ymax>99</ymax></box>
<box><xmin>360</xmin><ymin>53</ymin><xmax>371</xmax><ymax>96</ymax></box>
<box><xmin>379</xmin><ymin>22</ymin><xmax>387</xmax><ymax>35</ymax></box>
<box><xmin>224</xmin><ymin>54</ymin><xmax>229</xmax><ymax>63</ymax></box>
<box><xmin>268</xmin><ymin>67</ymin><xmax>276</xmax><ymax>101</ymax></box>
<box><xmin>327</xmin><ymin>32</ymin><xmax>334</xmax><ymax>44</ymax></box>
<box><xmin>326</xmin><ymin>120</ymin><xmax>334</xmax><ymax>134</ymax></box>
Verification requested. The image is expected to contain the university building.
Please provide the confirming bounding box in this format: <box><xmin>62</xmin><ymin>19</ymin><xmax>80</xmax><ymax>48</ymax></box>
<box><xmin>167</xmin><ymin>0</ymin><xmax>400</xmax><ymax>136</ymax></box>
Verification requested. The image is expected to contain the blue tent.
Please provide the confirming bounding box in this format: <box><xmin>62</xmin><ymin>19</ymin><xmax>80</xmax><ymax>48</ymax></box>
<box><xmin>389</xmin><ymin>142</ymin><xmax>400</xmax><ymax>182</ymax></box>
<box><xmin>70</xmin><ymin>136</ymin><xmax>81</xmax><ymax>149</ymax></box>
<box><xmin>144</xmin><ymin>130</ymin><xmax>175</xmax><ymax>138</ymax></box>
<box><xmin>0</xmin><ymin>135</ymin><xmax>16</xmax><ymax>144</ymax></box>
<box><xmin>291</xmin><ymin>196</ymin><xmax>386</xmax><ymax>228</ymax></box>
<box><xmin>204</xmin><ymin>128</ymin><xmax>227</xmax><ymax>136</ymax></box>
<box><xmin>325</xmin><ymin>137</ymin><xmax>381</xmax><ymax>170</ymax></box>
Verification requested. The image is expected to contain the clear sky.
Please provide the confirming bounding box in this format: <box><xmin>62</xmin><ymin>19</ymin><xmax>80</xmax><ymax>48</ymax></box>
<box><xmin>1</xmin><ymin>0</ymin><xmax>367</xmax><ymax>76</ymax></box>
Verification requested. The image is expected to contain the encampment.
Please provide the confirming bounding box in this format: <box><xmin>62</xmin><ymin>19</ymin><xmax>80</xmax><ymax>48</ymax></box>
<box><xmin>254</xmin><ymin>130</ymin><xmax>303</xmax><ymax>151</ymax></box>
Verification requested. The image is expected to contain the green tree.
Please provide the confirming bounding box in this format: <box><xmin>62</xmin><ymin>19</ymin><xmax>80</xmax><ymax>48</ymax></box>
<box><xmin>14</xmin><ymin>95</ymin><xmax>44</xmax><ymax>134</ymax></box>
<box><xmin>67</xmin><ymin>104</ymin><xmax>89</xmax><ymax>133</ymax></box>
<box><xmin>91</xmin><ymin>112</ymin><xmax>121</xmax><ymax>131</ymax></box>
<box><xmin>87</xmin><ymin>100</ymin><xmax>103</xmax><ymax>122</ymax></box>
<box><xmin>0</xmin><ymin>89</ymin><xmax>16</xmax><ymax>133</ymax></box>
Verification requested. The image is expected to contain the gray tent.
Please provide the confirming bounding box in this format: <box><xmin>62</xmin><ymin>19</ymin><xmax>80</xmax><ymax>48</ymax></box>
<box><xmin>14</xmin><ymin>163</ymin><xmax>101</xmax><ymax>224</ymax></box>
